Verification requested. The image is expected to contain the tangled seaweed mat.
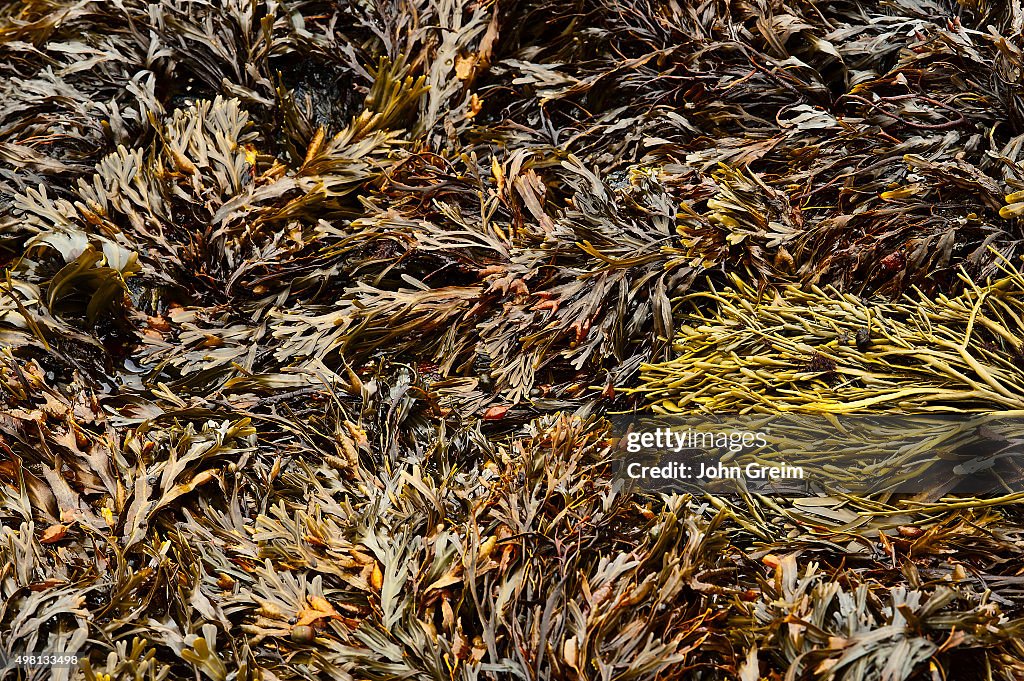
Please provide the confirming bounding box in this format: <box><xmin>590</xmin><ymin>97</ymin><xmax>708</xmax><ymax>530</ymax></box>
<box><xmin>639</xmin><ymin>265</ymin><xmax>1024</xmax><ymax>414</ymax></box>
<box><xmin>4</xmin><ymin>0</ymin><xmax>1024</xmax><ymax>679</ymax></box>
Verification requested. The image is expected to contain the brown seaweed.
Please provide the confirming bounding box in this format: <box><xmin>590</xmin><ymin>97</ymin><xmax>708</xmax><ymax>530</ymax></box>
<box><xmin>4</xmin><ymin>1</ymin><xmax>1024</xmax><ymax>680</ymax></box>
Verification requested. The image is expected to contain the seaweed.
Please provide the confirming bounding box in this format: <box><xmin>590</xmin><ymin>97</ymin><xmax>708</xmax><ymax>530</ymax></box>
<box><xmin>4</xmin><ymin>0</ymin><xmax>1024</xmax><ymax>680</ymax></box>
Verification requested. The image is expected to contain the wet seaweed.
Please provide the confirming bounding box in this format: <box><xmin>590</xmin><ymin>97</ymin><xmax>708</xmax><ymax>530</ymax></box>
<box><xmin>4</xmin><ymin>0</ymin><xmax>1024</xmax><ymax>680</ymax></box>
